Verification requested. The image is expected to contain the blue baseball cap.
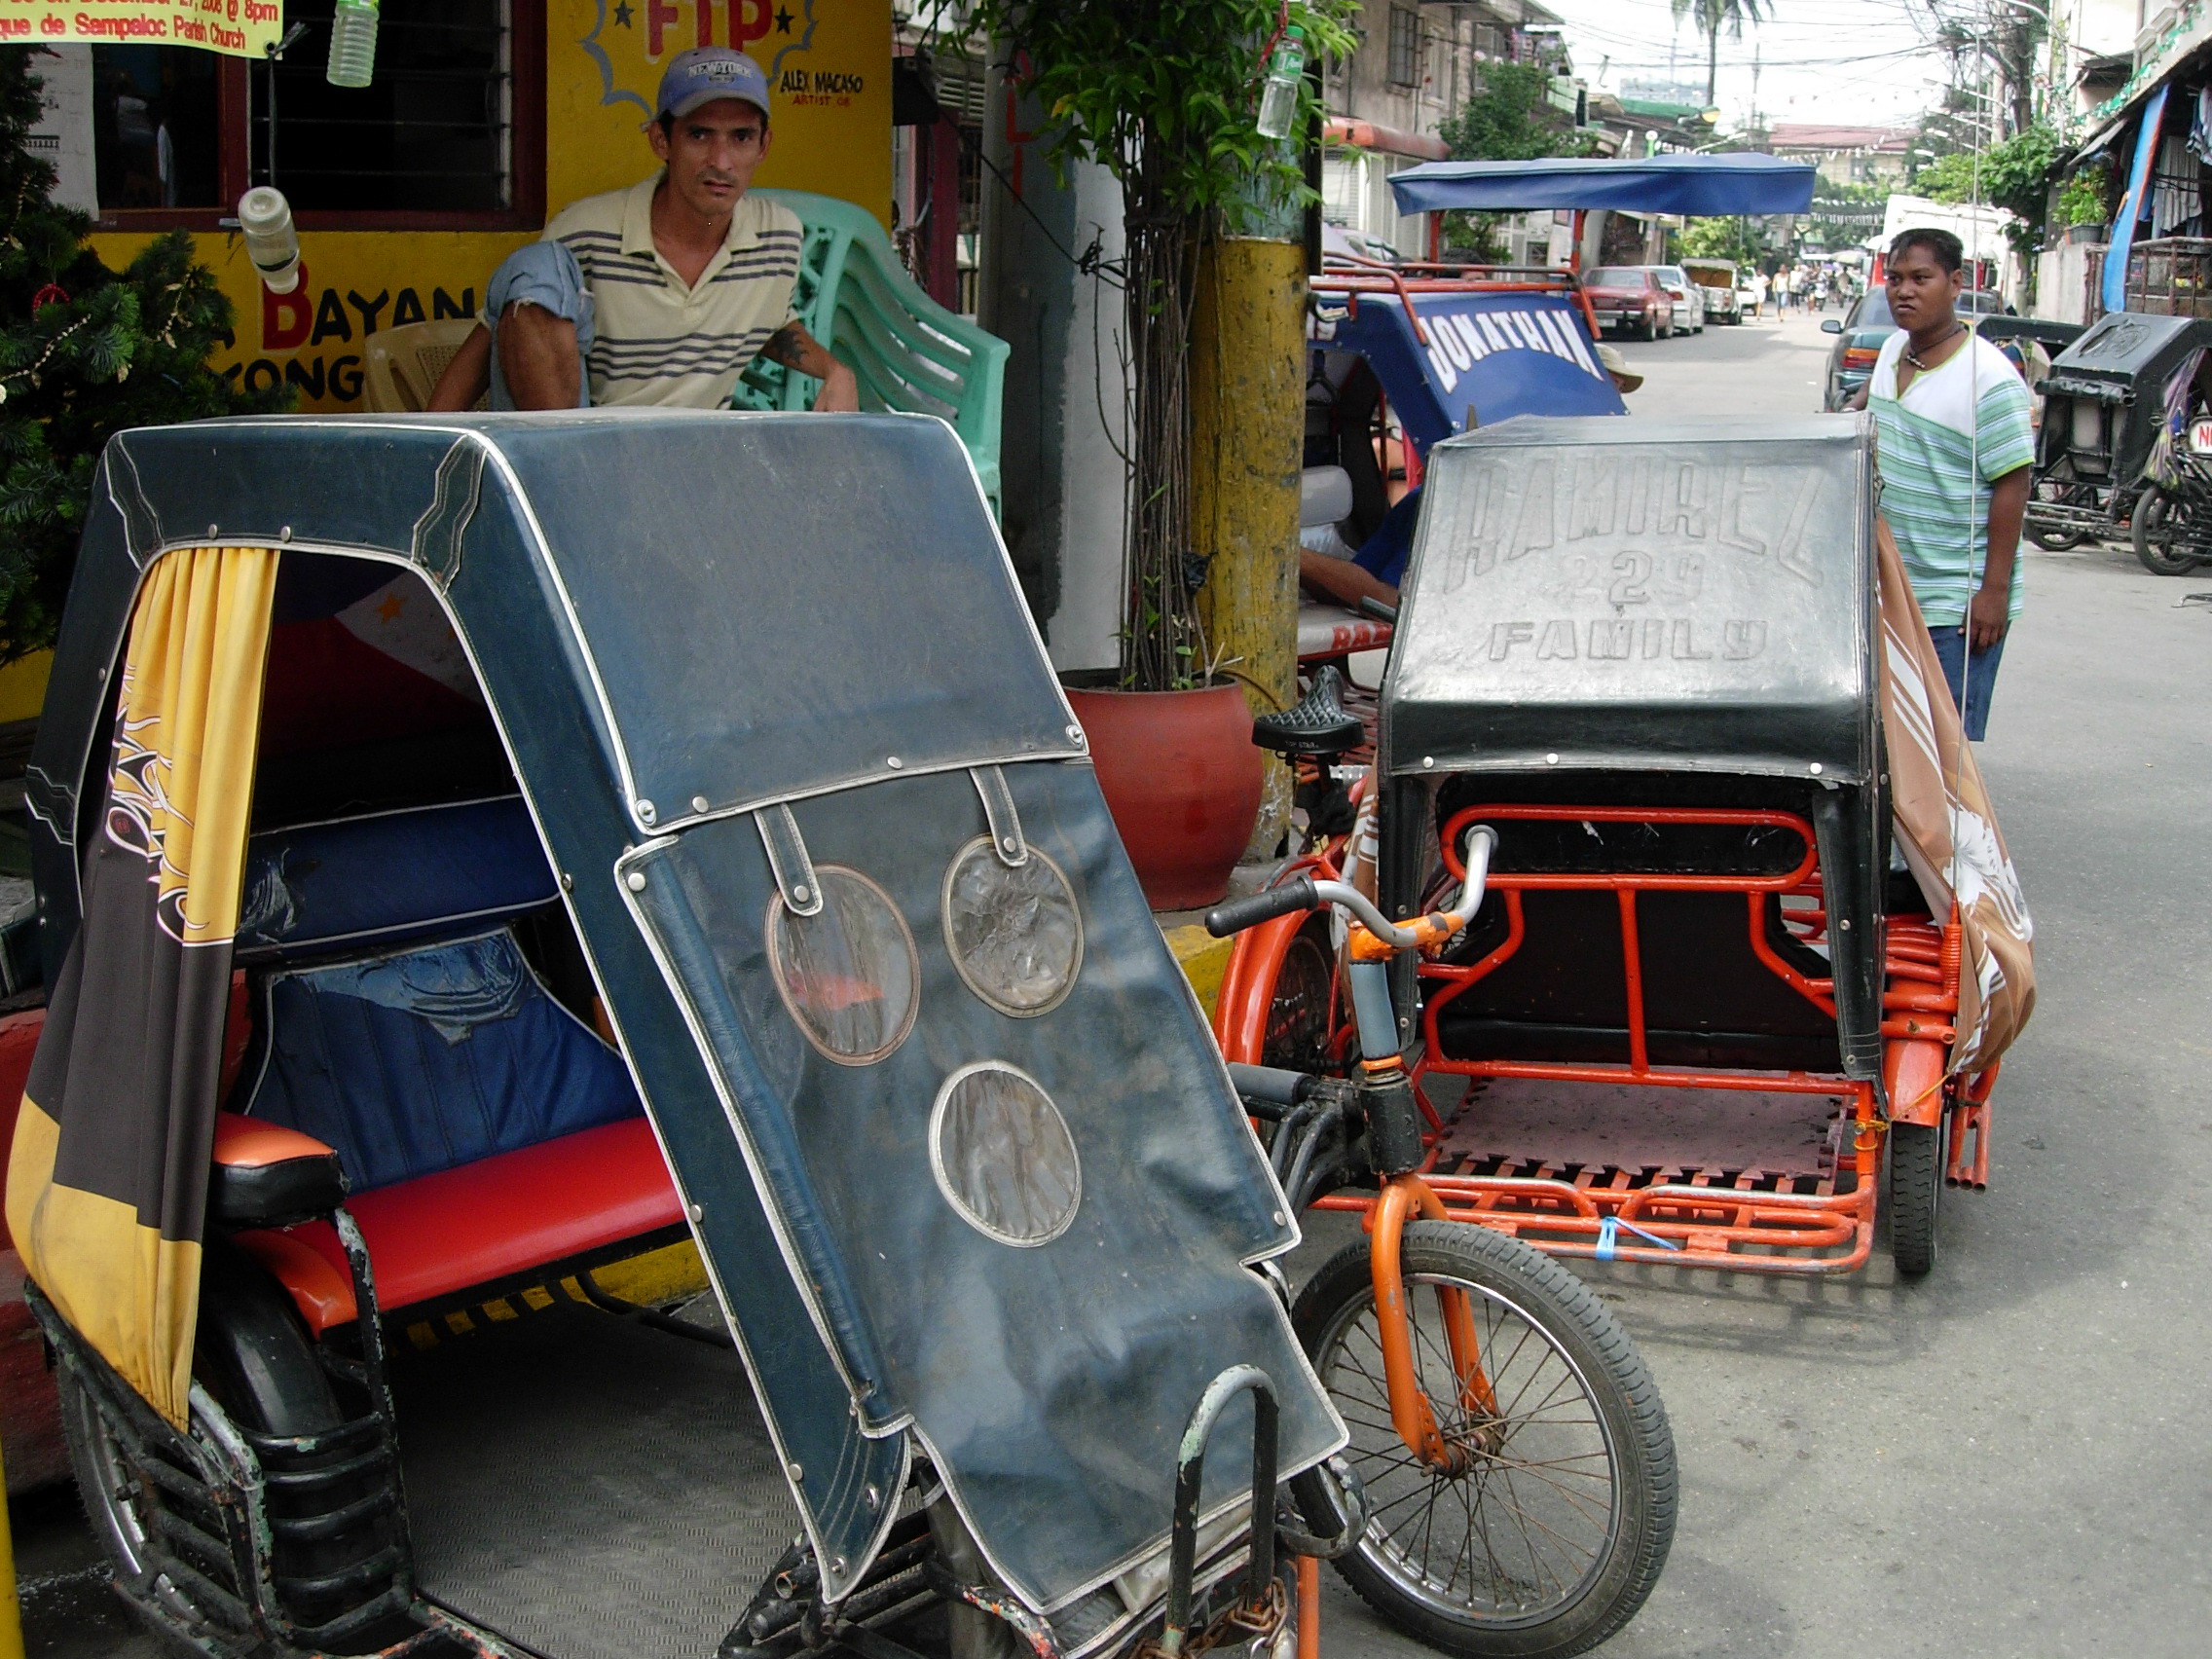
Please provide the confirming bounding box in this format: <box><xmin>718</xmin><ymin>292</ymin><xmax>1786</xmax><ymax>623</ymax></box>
<box><xmin>656</xmin><ymin>47</ymin><xmax>771</xmax><ymax>123</ymax></box>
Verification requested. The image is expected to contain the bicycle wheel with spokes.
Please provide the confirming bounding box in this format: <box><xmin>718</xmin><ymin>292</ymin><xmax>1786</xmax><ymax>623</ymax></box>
<box><xmin>1261</xmin><ymin>915</ymin><xmax>1337</xmax><ymax>1075</ymax></box>
<box><xmin>1292</xmin><ymin>1222</ymin><xmax>1676</xmax><ymax>1658</ymax></box>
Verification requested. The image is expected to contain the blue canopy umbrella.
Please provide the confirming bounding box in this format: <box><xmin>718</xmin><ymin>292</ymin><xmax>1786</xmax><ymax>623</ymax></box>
<box><xmin>1386</xmin><ymin>153</ymin><xmax>1819</xmax><ymax>217</ymax></box>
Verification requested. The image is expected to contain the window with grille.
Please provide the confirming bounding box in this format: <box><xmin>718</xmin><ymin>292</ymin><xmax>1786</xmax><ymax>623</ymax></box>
<box><xmin>85</xmin><ymin>0</ymin><xmax>543</xmax><ymax>231</ymax></box>
<box><xmin>255</xmin><ymin>0</ymin><xmax>512</xmax><ymax>214</ymax></box>
<box><xmin>1387</xmin><ymin>8</ymin><xmax>1421</xmax><ymax>88</ymax></box>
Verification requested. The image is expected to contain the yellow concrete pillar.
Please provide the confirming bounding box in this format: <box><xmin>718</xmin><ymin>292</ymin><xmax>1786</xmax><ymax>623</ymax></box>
<box><xmin>1192</xmin><ymin>235</ymin><xmax>1307</xmax><ymax>856</ymax></box>
<box><xmin>0</xmin><ymin>1430</ymin><xmax>22</xmax><ymax>1659</ymax></box>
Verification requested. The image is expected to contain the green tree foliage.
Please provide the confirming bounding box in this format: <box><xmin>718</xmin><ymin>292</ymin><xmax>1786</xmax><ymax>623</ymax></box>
<box><xmin>1669</xmin><ymin>0</ymin><xmax>1770</xmax><ymax>108</ymax></box>
<box><xmin>1435</xmin><ymin>61</ymin><xmax>1593</xmax><ymax>260</ymax></box>
<box><xmin>0</xmin><ymin>48</ymin><xmax>283</xmax><ymax>660</ymax></box>
<box><xmin>1437</xmin><ymin>61</ymin><xmax>1594</xmax><ymax>165</ymax></box>
<box><xmin>953</xmin><ymin>0</ymin><xmax>1359</xmax><ymax>687</ymax></box>
<box><xmin>1915</xmin><ymin>123</ymin><xmax>2062</xmax><ymax>256</ymax></box>
<box><xmin>1677</xmin><ymin>216</ymin><xmax>1758</xmax><ymax>264</ymax></box>
<box><xmin>1805</xmin><ymin>177</ymin><xmax>1885</xmax><ymax>255</ymax></box>
<box><xmin>2056</xmin><ymin>166</ymin><xmax>2110</xmax><ymax>227</ymax></box>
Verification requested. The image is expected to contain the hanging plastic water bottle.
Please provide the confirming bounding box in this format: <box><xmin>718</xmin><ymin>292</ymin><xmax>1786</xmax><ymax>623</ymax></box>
<box><xmin>1255</xmin><ymin>26</ymin><xmax>1305</xmax><ymax>141</ymax></box>
<box><xmin>326</xmin><ymin>0</ymin><xmax>381</xmax><ymax>89</ymax></box>
<box><xmin>237</xmin><ymin>187</ymin><xmax>301</xmax><ymax>294</ymax></box>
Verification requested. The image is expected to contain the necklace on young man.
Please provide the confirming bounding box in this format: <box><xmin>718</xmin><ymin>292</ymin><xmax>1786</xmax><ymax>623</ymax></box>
<box><xmin>1903</xmin><ymin>322</ymin><xmax>1967</xmax><ymax>373</ymax></box>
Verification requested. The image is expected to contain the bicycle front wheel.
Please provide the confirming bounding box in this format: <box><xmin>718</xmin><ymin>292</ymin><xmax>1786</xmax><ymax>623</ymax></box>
<box><xmin>1292</xmin><ymin>1222</ymin><xmax>1676</xmax><ymax>1658</ymax></box>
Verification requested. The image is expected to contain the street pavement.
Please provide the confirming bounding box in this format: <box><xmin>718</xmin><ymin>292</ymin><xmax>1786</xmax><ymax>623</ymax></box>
<box><xmin>17</xmin><ymin>308</ymin><xmax>2212</xmax><ymax>1657</ymax></box>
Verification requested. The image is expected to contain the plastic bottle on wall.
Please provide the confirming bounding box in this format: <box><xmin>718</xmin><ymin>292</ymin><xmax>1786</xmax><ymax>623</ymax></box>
<box><xmin>326</xmin><ymin>0</ymin><xmax>381</xmax><ymax>89</ymax></box>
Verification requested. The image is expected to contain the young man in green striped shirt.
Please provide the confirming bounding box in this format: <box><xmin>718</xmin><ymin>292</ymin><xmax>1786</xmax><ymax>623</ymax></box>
<box><xmin>1850</xmin><ymin>228</ymin><xmax>2034</xmax><ymax>739</ymax></box>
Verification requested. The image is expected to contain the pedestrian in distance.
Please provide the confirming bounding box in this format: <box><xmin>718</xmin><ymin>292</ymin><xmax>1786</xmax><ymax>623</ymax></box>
<box><xmin>1850</xmin><ymin>227</ymin><xmax>2033</xmax><ymax>739</ymax></box>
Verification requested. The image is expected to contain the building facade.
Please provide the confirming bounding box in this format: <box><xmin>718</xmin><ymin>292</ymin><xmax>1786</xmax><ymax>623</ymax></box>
<box><xmin>1319</xmin><ymin>0</ymin><xmax>1574</xmax><ymax>260</ymax></box>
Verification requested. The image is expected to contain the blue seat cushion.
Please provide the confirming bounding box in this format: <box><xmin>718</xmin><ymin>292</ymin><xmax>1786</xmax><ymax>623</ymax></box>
<box><xmin>241</xmin><ymin>929</ymin><xmax>644</xmax><ymax>1193</ymax></box>
<box><xmin>238</xmin><ymin>796</ymin><xmax>557</xmax><ymax>960</ymax></box>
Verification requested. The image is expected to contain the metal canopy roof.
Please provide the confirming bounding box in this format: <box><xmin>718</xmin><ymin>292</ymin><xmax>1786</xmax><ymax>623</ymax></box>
<box><xmin>1386</xmin><ymin>152</ymin><xmax>1820</xmax><ymax>216</ymax></box>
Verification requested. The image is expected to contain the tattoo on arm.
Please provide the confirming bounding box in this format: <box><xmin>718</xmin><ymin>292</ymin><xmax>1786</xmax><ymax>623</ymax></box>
<box><xmin>760</xmin><ymin>321</ymin><xmax>835</xmax><ymax>379</ymax></box>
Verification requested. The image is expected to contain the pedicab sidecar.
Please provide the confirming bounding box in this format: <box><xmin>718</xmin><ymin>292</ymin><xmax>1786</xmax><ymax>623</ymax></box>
<box><xmin>2024</xmin><ymin>309</ymin><xmax>2212</xmax><ymax>569</ymax></box>
<box><xmin>8</xmin><ymin>411</ymin><xmax>1347</xmax><ymax>1659</ymax></box>
<box><xmin>1219</xmin><ymin>415</ymin><xmax>2034</xmax><ymax>1279</ymax></box>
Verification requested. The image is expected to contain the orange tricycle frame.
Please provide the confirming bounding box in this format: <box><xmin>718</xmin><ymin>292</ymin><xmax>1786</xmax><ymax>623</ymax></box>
<box><xmin>1219</xmin><ymin>801</ymin><xmax>1991</xmax><ymax>1277</ymax></box>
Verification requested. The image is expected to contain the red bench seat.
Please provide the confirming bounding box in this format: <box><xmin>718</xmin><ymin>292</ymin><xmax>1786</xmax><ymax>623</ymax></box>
<box><xmin>235</xmin><ymin>1116</ymin><xmax>683</xmax><ymax>1336</ymax></box>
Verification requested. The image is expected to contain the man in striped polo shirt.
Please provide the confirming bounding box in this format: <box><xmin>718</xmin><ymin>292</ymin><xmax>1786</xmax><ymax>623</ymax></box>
<box><xmin>429</xmin><ymin>47</ymin><xmax>857</xmax><ymax>414</ymax></box>
<box><xmin>1851</xmin><ymin>228</ymin><xmax>2033</xmax><ymax>739</ymax></box>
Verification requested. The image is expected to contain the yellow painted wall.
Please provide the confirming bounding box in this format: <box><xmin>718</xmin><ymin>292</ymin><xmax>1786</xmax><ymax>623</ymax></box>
<box><xmin>89</xmin><ymin>0</ymin><xmax>892</xmax><ymax>416</ymax></box>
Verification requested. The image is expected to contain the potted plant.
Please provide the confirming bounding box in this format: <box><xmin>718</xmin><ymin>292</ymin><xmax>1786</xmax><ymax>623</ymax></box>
<box><xmin>2057</xmin><ymin>167</ymin><xmax>2109</xmax><ymax>245</ymax></box>
<box><xmin>955</xmin><ymin>0</ymin><xmax>1356</xmax><ymax>908</ymax></box>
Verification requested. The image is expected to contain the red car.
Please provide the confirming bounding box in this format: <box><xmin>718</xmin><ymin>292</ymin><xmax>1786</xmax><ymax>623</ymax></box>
<box><xmin>1583</xmin><ymin>266</ymin><xmax>1673</xmax><ymax>340</ymax></box>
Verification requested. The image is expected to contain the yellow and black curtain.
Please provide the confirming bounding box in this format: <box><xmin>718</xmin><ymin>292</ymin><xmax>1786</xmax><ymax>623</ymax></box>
<box><xmin>5</xmin><ymin>546</ymin><xmax>277</xmax><ymax>1426</ymax></box>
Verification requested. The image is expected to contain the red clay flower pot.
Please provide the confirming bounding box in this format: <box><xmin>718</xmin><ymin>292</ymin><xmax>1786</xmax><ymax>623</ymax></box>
<box><xmin>1067</xmin><ymin>683</ymin><xmax>1264</xmax><ymax>911</ymax></box>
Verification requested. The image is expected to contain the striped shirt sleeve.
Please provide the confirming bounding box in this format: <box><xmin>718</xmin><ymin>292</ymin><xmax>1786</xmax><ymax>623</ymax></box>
<box><xmin>1974</xmin><ymin>369</ymin><xmax>2035</xmax><ymax>483</ymax></box>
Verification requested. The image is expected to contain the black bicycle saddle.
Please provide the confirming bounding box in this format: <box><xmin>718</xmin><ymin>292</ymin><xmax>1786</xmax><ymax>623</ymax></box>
<box><xmin>1251</xmin><ymin>665</ymin><xmax>1365</xmax><ymax>759</ymax></box>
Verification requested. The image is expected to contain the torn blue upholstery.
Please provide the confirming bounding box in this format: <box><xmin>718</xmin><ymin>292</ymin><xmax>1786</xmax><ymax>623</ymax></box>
<box><xmin>243</xmin><ymin>930</ymin><xmax>642</xmax><ymax>1193</ymax></box>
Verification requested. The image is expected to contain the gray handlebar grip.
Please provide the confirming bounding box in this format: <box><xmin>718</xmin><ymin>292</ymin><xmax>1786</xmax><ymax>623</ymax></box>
<box><xmin>1226</xmin><ymin>1063</ymin><xmax>1313</xmax><ymax>1107</ymax></box>
<box><xmin>1204</xmin><ymin>875</ymin><xmax>1319</xmax><ymax>938</ymax></box>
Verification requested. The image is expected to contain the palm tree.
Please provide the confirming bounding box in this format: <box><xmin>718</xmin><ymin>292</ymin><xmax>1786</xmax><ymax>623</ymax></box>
<box><xmin>1671</xmin><ymin>0</ymin><xmax>1771</xmax><ymax>109</ymax></box>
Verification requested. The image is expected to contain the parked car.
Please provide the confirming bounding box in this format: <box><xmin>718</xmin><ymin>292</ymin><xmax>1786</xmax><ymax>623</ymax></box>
<box><xmin>1583</xmin><ymin>266</ymin><xmax>1675</xmax><ymax>340</ymax></box>
<box><xmin>1645</xmin><ymin>261</ymin><xmax>1707</xmax><ymax>334</ymax></box>
<box><xmin>1321</xmin><ymin>221</ymin><xmax>1403</xmax><ymax>266</ymax></box>
<box><xmin>1645</xmin><ymin>265</ymin><xmax>1707</xmax><ymax>333</ymax></box>
<box><xmin>1679</xmin><ymin>259</ymin><xmax>1743</xmax><ymax>324</ymax></box>
<box><xmin>1821</xmin><ymin>286</ymin><xmax>2011</xmax><ymax>409</ymax></box>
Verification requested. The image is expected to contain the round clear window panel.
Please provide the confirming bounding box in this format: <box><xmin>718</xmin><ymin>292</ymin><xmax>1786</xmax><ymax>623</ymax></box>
<box><xmin>765</xmin><ymin>866</ymin><xmax>920</xmax><ymax>1065</ymax></box>
<box><xmin>941</xmin><ymin>839</ymin><xmax>1084</xmax><ymax>1016</ymax></box>
<box><xmin>930</xmin><ymin>1063</ymin><xmax>1082</xmax><ymax>1247</ymax></box>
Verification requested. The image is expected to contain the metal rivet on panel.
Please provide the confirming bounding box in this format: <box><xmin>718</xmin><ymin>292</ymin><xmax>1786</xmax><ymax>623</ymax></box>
<box><xmin>279</xmin><ymin>526</ymin><xmax>293</xmax><ymax>542</ymax></box>
<box><xmin>1003</xmin><ymin>837</ymin><xmax>1019</xmax><ymax>855</ymax></box>
<box><xmin>866</xmin><ymin>1484</ymin><xmax>882</xmax><ymax>1512</ymax></box>
<box><xmin>206</xmin><ymin>523</ymin><xmax>218</xmax><ymax>537</ymax></box>
<box><xmin>1421</xmin><ymin>756</ymin><xmax>1434</xmax><ymax>768</ymax></box>
<box><xmin>1067</xmin><ymin>723</ymin><xmax>1086</xmax><ymax>745</ymax></box>
<box><xmin>1272</xmin><ymin>1211</ymin><xmax>1286</xmax><ymax>1227</ymax></box>
<box><xmin>886</xmin><ymin>756</ymin><xmax>903</xmax><ymax>769</ymax></box>
<box><xmin>793</xmin><ymin>884</ymin><xmax>811</xmax><ymax>903</ymax></box>
<box><xmin>691</xmin><ymin>795</ymin><xmax>710</xmax><ymax>813</ymax></box>
<box><xmin>1839</xmin><ymin>918</ymin><xmax>1852</xmax><ymax>930</ymax></box>
<box><xmin>687</xmin><ymin>1201</ymin><xmax>704</xmax><ymax>1221</ymax></box>
<box><xmin>1546</xmin><ymin>753</ymin><xmax>1561</xmax><ymax>765</ymax></box>
<box><xmin>788</xmin><ymin>1461</ymin><xmax>803</xmax><ymax>1481</ymax></box>
<box><xmin>831</xmin><ymin>1557</ymin><xmax>848</xmax><ymax>1575</ymax></box>
<box><xmin>560</xmin><ymin>871</ymin><xmax>573</xmax><ymax>892</ymax></box>
<box><xmin>636</xmin><ymin>799</ymin><xmax>657</xmax><ymax>825</ymax></box>
<box><xmin>626</xmin><ymin>870</ymin><xmax>647</xmax><ymax>892</ymax></box>
<box><xmin>1810</xmin><ymin>762</ymin><xmax>1824</xmax><ymax>776</ymax></box>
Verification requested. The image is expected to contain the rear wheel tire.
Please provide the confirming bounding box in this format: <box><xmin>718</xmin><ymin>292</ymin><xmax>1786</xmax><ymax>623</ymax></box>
<box><xmin>1261</xmin><ymin>915</ymin><xmax>1337</xmax><ymax>1075</ymax></box>
<box><xmin>1639</xmin><ymin>313</ymin><xmax>1658</xmax><ymax>343</ymax></box>
<box><xmin>2026</xmin><ymin>523</ymin><xmax>2086</xmax><ymax>551</ymax></box>
<box><xmin>1889</xmin><ymin>1121</ymin><xmax>1944</xmax><ymax>1277</ymax></box>
<box><xmin>2132</xmin><ymin>488</ymin><xmax>2204</xmax><ymax>574</ymax></box>
<box><xmin>1292</xmin><ymin>1223</ymin><xmax>1676</xmax><ymax>1658</ymax></box>
<box><xmin>60</xmin><ymin>1241</ymin><xmax>394</xmax><ymax>1647</ymax></box>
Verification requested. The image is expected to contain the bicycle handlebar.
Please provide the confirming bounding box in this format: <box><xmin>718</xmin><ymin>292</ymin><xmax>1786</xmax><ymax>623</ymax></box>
<box><xmin>1203</xmin><ymin>826</ymin><xmax>1497</xmax><ymax>949</ymax></box>
<box><xmin>1204</xmin><ymin>876</ymin><xmax>1319</xmax><ymax>938</ymax></box>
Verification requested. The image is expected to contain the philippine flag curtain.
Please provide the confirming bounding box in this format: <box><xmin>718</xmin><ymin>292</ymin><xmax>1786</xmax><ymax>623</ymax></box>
<box><xmin>6</xmin><ymin>546</ymin><xmax>277</xmax><ymax>1426</ymax></box>
<box><xmin>1875</xmin><ymin>519</ymin><xmax>2035</xmax><ymax>1076</ymax></box>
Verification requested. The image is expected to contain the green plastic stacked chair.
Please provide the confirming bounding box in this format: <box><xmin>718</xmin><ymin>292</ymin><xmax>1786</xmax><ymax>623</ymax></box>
<box><xmin>735</xmin><ymin>189</ymin><xmax>1009</xmax><ymax>512</ymax></box>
